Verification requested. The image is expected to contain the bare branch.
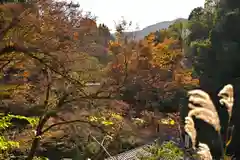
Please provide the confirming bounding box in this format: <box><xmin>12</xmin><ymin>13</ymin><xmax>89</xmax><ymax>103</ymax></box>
<box><xmin>0</xmin><ymin>60</ymin><xmax>11</xmax><ymax>71</ymax></box>
<box><xmin>90</xmin><ymin>133</ymin><xmax>116</xmax><ymax>160</ymax></box>
<box><xmin>41</xmin><ymin>118</ymin><xmax>105</xmax><ymax>134</ymax></box>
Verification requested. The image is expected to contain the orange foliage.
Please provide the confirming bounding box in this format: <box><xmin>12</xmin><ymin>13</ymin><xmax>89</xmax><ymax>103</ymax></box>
<box><xmin>108</xmin><ymin>40</ymin><xmax>122</xmax><ymax>55</ymax></box>
<box><xmin>145</xmin><ymin>32</ymin><xmax>156</xmax><ymax>43</ymax></box>
<box><xmin>155</xmin><ymin>38</ymin><xmax>179</xmax><ymax>50</ymax></box>
<box><xmin>23</xmin><ymin>71</ymin><xmax>29</xmax><ymax>78</ymax></box>
<box><xmin>80</xmin><ymin>18</ymin><xmax>97</xmax><ymax>28</ymax></box>
<box><xmin>150</xmin><ymin>37</ymin><xmax>182</xmax><ymax>70</ymax></box>
<box><xmin>15</xmin><ymin>63</ymin><xmax>24</xmax><ymax>68</ymax></box>
<box><xmin>73</xmin><ymin>32</ymin><xmax>79</xmax><ymax>40</ymax></box>
<box><xmin>105</xmin><ymin>26</ymin><xmax>199</xmax><ymax>116</ymax></box>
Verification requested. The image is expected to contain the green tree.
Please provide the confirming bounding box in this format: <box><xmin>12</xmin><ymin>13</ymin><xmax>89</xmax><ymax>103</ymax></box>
<box><xmin>185</xmin><ymin>0</ymin><xmax>240</xmax><ymax>158</ymax></box>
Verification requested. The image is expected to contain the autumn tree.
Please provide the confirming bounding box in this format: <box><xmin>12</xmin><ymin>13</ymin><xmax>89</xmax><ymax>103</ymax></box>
<box><xmin>0</xmin><ymin>1</ymin><xmax>128</xmax><ymax>159</ymax></box>
<box><xmin>107</xmin><ymin>21</ymin><xmax>198</xmax><ymax>118</ymax></box>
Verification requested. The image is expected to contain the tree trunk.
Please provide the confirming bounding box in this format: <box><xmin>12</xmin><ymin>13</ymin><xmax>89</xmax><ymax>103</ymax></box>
<box><xmin>26</xmin><ymin>137</ymin><xmax>41</xmax><ymax>160</ymax></box>
<box><xmin>27</xmin><ymin>115</ymin><xmax>51</xmax><ymax>160</ymax></box>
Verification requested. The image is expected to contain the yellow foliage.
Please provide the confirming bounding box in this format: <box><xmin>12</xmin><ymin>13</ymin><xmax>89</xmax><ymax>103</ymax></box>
<box><xmin>89</xmin><ymin>116</ymin><xmax>98</xmax><ymax>122</ymax></box>
<box><xmin>101</xmin><ymin>121</ymin><xmax>114</xmax><ymax>126</ymax></box>
<box><xmin>111</xmin><ymin>113</ymin><xmax>123</xmax><ymax>120</ymax></box>
<box><xmin>88</xmin><ymin>112</ymin><xmax>123</xmax><ymax>127</ymax></box>
<box><xmin>160</xmin><ymin>118</ymin><xmax>175</xmax><ymax>125</ymax></box>
<box><xmin>149</xmin><ymin>37</ymin><xmax>182</xmax><ymax>70</ymax></box>
<box><xmin>174</xmin><ymin>70</ymin><xmax>199</xmax><ymax>87</ymax></box>
<box><xmin>109</xmin><ymin>40</ymin><xmax>121</xmax><ymax>47</ymax></box>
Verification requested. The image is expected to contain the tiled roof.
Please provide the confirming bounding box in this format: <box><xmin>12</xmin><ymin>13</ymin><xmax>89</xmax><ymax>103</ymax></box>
<box><xmin>105</xmin><ymin>137</ymin><xmax>182</xmax><ymax>160</ymax></box>
<box><xmin>104</xmin><ymin>143</ymin><xmax>153</xmax><ymax>160</ymax></box>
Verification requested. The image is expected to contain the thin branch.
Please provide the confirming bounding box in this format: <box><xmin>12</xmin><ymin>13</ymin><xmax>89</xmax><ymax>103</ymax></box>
<box><xmin>63</xmin><ymin>93</ymin><xmax>114</xmax><ymax>104</ymax></box>
<box><xmin>26</xmin><ymin>53</ymin><xmax>85</xmax><ymax>87</ymax></box>
<box><xmin>0</xmin><ymin>43</ymin><xmax>125</xmax><ymax>101</ymax></box>
<box><xmin>0</xmin><ymin>60</ymin><xmax>11</xmax><ymax>71</ymax></box>
<box><xmin>0</xmin><ymin>43</ymin><xmax>85</xmax><ymax>85</ymax></box>
<box><xmin>90</xmin><ymin>134</ymin><xmax>116</xmax><ymax>160</ymax></box>
<box><xmin>0</xmin><ymin>43</ymin><xmax>91</xmax><ymax>99</ymax></box>
<box><xmin>0</xmin><ymin>17</ymin><xmax>19</xmax><ymax>43</ymax></box>
<box><xmin>41</xmin><ymin>119</ymin><xmax>105</xmax><ymax>134</ymax></box>
<box><xmin>43</xmin><ymin>68</ymin><xmax>51</xmax><ymax>107</ymax></box>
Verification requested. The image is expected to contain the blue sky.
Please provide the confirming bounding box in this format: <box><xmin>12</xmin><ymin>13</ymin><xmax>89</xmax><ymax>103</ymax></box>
<box><xmin>75</xmin><ymin>0</ymin><xmax>205</xmax><ymax>31</ymax></box>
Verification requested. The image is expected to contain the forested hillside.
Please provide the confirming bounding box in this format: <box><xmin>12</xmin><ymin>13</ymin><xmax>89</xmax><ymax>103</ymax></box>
<box><xmin>0</xmin><ymin>0</ymin><xmax>239</xmax><ymax>160</ymax></box>
<box><xmin>122</xmin><ymin>18</ymin><xmax>187</xmax><ymax>40</ymax></box>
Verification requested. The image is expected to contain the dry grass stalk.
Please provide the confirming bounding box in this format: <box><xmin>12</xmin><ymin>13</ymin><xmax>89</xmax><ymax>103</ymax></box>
<box><xmin>197</xmin><ymin>143</ymin><xmax>213</xmax><ymax>160</ymax></box>
<box><xmin>188</xmin><ymin>89</ymin><xmax>221</xmax><ymax>131</ymax></box>
<box><xmin>184</xmin><ymin>116</ymin><xmax>197</xmax><ymax>149</ymax></box>
<box><xmin>218</xmin><ymin>84</ymin><xmax>234</xmax><ymax>118</ymax></box>
<box><xmin>184</xmin><ymin>84</ymin><xmax>235</xmax><ymax>160</ymax></box>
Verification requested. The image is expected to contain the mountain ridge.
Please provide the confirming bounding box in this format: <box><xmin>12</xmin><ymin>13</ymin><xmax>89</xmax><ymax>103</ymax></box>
<box><xmin>112</xmin><ymin>18</ymin><xmax>187</xmax><ymax>40</ymax></box>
